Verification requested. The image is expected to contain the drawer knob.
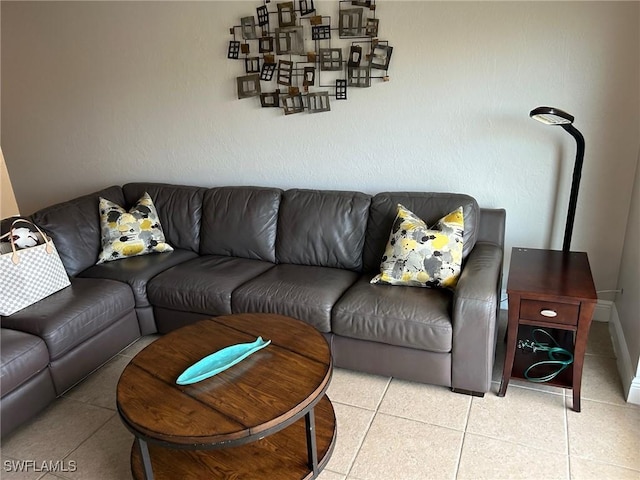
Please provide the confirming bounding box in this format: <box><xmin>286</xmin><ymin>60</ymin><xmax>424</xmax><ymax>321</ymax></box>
<box><xmin>540</xmin><ymin>309</ymin><xmax>558</xmax><ymax>318</ymax></box>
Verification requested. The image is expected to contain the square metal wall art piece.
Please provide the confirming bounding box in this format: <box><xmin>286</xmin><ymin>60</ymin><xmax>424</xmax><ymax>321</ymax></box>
<box><xmin>348</xmin><ymin>66</ymin><xmax>371</xmax><ymax>87</ymax></box>
<box><xmin>299</xmin><ymin>0</ymin><xmax>315</xmax><ymax>16</ymax></box>
<box><xmin>260</xmin><ymin>62</ymin><xmax>277</xmax><ymax>81</ymax></box>
<box><xmin>260</xmin><ymin>91</ymin><xmax>280</xmax><ymax>107</ymax></box>
<box><xmin>257</xmin><ymin>5</ymin><xmax>269</xmax><ymax>26</ymax></box>
<box><xmin>307</xmin><ymin>92</ymin><xmax>330</xmax><ymax>113</ymax></box>
<box><xmin>277</xmin><ymin>60</ymin><xmax>294</xmax><ymax>86</ymax></box>
<box><xmin>245</xmin><ymin>57</ymin><xmax>261</xmax><ymax>74</ymax></box>
<box><xmin>259</xmin><ymin>36</ymin><xmax>274</xmax><ymax>53</ymax></box>
<box><xmin>339</xmin><ymin>8</ymin><xmax>363</xmax><ymax>37</ymax></box>
<box><xmin>370</xmin><ymin>44</ymin><xmax>393</xmax><ymax>70</ymax></box>
<box><xmin>237</xmin><ymin>74</ymin><xmax>262</xmax><ymax>99</ymax></box>
<box><xmin>283</xmin><ymin>94</ymin><xmax>305</xmax><ymax>115</ymax></box>
<box><xmin>228</xmin><ymin>41</ymin><xmax>240</xmax><ymax>59</ymax></box>
<box><xmin>241</xmin><ymin>16</ymin><xmax>258</xmax><ymax>40</ymax></box>
<box><xmin>319</xmin><ymin>48</ymin><xmax>343</xmax><ymax>71</ymax></box>
<box><xmin>277</xmin><ymin>2</ymin><xmax>297</xmax><ymax>27</ymax></box>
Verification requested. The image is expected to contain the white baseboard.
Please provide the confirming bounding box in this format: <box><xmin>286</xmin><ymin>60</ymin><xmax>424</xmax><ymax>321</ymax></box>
<box><xmin>608</xmin><ymin>303</ymin><xmax>640</xmax><ymax>406</ymax></box>
<box><xmin>627</xmin><ymin>376</ymin><xmax>640</xmax><ymax>405</ymax></box>
<box><xmin>593</xmin><ymin>299</ymin><xmax>613</xmax><ymax>322</ymax></box>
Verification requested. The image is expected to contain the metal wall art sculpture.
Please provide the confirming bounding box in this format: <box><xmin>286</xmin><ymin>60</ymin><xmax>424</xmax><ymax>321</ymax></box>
<box><xmin>228</xmin><ymin>0</ymin><xmax>393</xmax><ymax>115</ymax></box>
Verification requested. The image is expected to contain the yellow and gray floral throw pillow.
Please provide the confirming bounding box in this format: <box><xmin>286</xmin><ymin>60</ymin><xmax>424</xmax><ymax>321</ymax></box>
<box><xmin>371</xmin><ymin>204</ymin><xmax>464</xmax><ymax>289</ymax></box>
<box><xmin>97</xmin><ymin>192</ymin><xmax>173</xmax><ymax>264</ymax></box>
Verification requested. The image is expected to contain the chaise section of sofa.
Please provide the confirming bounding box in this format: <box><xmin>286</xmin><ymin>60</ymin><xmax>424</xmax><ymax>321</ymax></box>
<box><xmin>0</xmin><ymin>328</ymin><xmax>56</xmax><ymax>437</ymax></box>
<box><xmin>1</xmin><ymin>188</ymin><xmax>145</xmax><ymax>437</ymax></box>
<box><xmin>1</xmin><ymin>278</ymin><xmax>140</xmax><ymax>394</ymax></box>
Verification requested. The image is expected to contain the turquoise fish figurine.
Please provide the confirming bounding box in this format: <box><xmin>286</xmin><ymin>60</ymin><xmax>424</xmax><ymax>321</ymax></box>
<box><xmin>176</xmin><ymin>337</ymin><xmax>271</xmax><ymax>385</ymax></box>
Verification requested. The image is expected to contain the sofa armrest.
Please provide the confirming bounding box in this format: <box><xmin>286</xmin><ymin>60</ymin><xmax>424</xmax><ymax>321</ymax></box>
<box><xmin>477</xmin><ymin>208</ymin><xmax>506</xmax><ymax>247</ymax></box>
<box><xmin>451</xmin><ymin>242</ymin><xmax>504</xmax><ymax>393</ymax></box>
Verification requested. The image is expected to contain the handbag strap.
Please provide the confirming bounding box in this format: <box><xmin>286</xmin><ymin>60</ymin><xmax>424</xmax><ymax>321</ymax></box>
<box><xmin>4</xmin><ymin>219</ymin><xmax>53</xmax><ymax>265</ymax></box>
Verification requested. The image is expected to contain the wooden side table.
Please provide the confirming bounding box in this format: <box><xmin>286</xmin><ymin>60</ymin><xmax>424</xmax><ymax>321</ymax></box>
<box><xmin>498</xmin><ymin>248</ymin><xmax>597</xmax><ymax>412</ymax></box>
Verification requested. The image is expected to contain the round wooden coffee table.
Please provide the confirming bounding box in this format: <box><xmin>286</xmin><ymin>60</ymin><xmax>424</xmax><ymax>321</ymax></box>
<box><xmin>116</xmin><ymin>313</ymin><xmax>335</xmax><ymax>480</ymax></box>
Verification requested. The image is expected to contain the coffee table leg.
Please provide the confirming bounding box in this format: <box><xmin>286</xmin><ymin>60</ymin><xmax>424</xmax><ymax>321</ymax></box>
<box><xmin>305</xmin><ymin>409</ymin><xmax>319</xmax><ymax>477</ymax></box>
<box><xmin>138</xmin><ymin>438</ymin><xmax>155</xmax><ymax>480</ymax></box>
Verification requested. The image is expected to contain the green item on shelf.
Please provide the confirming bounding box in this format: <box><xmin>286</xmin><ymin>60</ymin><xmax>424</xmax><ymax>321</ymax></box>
<box><xmin>522</xmin><ymin>329</ymin><xmax>574</xmax><ymax>383</ymax></box>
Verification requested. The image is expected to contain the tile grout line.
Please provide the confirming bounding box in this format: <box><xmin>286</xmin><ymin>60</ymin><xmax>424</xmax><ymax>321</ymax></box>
<box><xmin>59</xmin><ymin>411</ymin><xmax>118</xmax><ymax>477</ymax></box>
<box><xmin>569</xmin><ymin>454</ymin><xmax>640</xmax><ymax>473</ymax></box>
<box><xmin>12</xmin><ymin>397</ymin><xmax>117</xmax><ymax>458</ymax></box>
<box><xmin>584</xmin><ymin>351</ymin><xmax>617</xmax><ymax>359</ymax></box>
<box><xmin>59</xmin><ymin>393</ymin><xmax>118</xmax><ymax>414</ymax></box>
<box><xmin>506</xmin><ymin>380</ymin><xmax>566</xmax><ymax>397</ymax></box>
<box><xmin>453</xmin><ymin>394</ymin><xmax>474</xmax><ymax>479</ymax></box>
<box><xmin>452</xmin><ymin>429</ymin><xmax>576</xmax><ymax>458</ymax></box>
<box><xmin>572</xmin><ymin>394</ymin><xmax>640</xmax><ymax>411</ymax></box>
<box><xmin>508</xmin><ymin>371</ymin><xmax>636</xmax><ymax>410</ymax></box>
<box><xmin>374</xmin><ymin>377</ymin><xmax>393</xmax><ymax>412</ymax></box>
<box><xmin>343</xmin><ymin>376</ymin><xmax>393</xmax><ymax>478</ymax></box>
<box><xmin>37</xmin><ymin>470</ymin><xmax>71</xmax><ymax>480</ymax></box>
<box><xmin>12</xmin><ymin>403</ymin><xmax>116</xmax><ymax>480</ymax></box>
<box><xmin>564</xmin><ymin>393</ymin><xmax>571</xmax><ymax>480</ymax></box>
<box><xmin>354</xmin><ymin>384</ymin><xmax>484</xmax><ymax>436</ymax></box>
<box><xmin>368</xmin><ymin>410</ymin><xmax>477</xmax><ymax>438</ymax></box>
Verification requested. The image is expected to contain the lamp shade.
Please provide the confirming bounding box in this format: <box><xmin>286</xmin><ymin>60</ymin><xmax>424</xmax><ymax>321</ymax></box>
<box><xmin>530</xmin><ymin>106</ymin><xmax>574</xmax><ymax>126</ymax></box>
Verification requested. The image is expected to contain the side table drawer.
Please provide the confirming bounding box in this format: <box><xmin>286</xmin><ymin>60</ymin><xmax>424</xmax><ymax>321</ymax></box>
<box><xmin>520</xmin><ymin>299</ymin><xmax>579</xmax><ymax>326</ymax></box>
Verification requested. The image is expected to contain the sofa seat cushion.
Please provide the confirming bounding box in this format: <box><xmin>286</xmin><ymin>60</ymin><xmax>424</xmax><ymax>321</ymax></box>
<box><xmin>79</xmin><ymin>249</ymin><xmax>198</xmax><ymax>307</ymax></box>
<box><xmin>232</xmin><ymin>264</ymin><xmax>359</xmax><ymax>333</ymax></box>
<box><xmin>0</xmin><ymin>278</ymin><xmax>135</xmax><ymax>360</ymax></box>
<box><xmin>0</xmin><ymin>328</ymin><xmax>50</xmax><ymax>396</ymax></box>
<box><xmin>147</xmin><ymin>255</ymin><xmax>275</xmax><ymax>316</ymax></box>
<box><xmin>332</xmin><ymin>276</ymin><xmax>453</xmax><ymax>352</ymax></box>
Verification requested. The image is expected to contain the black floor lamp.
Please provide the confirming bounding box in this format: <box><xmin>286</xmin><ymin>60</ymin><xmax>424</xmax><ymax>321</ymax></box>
<box><xmin>530</xmin><ymin>106</ymin><xmax>585</xmax><ymax>253</ymax></box>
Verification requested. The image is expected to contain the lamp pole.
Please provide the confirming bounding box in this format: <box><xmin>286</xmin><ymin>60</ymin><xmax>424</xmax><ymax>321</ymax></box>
<box><xmin>560</xmin><ymin>123</ymin><xmax>585</xmax><ymax>252</ymax></box>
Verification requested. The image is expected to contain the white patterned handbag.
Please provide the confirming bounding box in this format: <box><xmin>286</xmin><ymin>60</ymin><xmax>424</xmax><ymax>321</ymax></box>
<box><xmin>0</xmin><ymin>219</ymin><xmax>70</xmax><ymax>316</ymax></box>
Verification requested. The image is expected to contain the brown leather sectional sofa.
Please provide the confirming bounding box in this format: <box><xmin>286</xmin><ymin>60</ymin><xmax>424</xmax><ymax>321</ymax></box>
<box><xmin>0</xmin><ymin>183</ymin><xmax>505</xmax><ymax>437</ymax></box>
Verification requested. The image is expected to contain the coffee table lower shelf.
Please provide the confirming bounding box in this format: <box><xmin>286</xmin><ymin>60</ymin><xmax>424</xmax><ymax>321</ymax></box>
<box><xmin>130</xmin><ymin>395</ymin><xmax>336</xmax><ymax>480</ymax></box>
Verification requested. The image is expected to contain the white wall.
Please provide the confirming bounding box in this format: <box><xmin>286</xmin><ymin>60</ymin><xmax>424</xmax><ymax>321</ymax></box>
<box><xmin>2</xmin><ymin>1</ymin><xmax>639</xmax><ymax>296</ymax></box>
<box><xmin>613</xmin><ymin>148</ymin><xmax>640</xmax><ymax>403</ymax></box>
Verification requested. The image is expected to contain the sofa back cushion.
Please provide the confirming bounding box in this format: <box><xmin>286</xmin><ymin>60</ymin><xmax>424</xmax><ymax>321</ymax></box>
<box><xmin>363</xmin><ymin>192</ymin><xmax>480</xmax><ymax>273</ymax></box>
<box><xmin>276</xmin><ymin>189</ymin><xmax>371</xmax><ymax>271</ymax></box>
<box><xmin>31</xmin><ymin>186</ymin><xmax>125</xmax><ymax>276</ymax></box>
<box><xmin>123</xmin><ymin>183</ymin><xmax>204</xmax><ymax>253</ymax></box>
<box><xmin>200</xmin><ymin>187</ymin><xmax>282</xmax><ymax>262</ymax></box>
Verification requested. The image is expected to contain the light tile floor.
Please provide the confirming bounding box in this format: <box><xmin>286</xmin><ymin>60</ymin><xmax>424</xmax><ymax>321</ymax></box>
<box><xmin>1</xmin><ymin>316</ymin><xmax>638</xmax><ymax>480</ymax></box>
